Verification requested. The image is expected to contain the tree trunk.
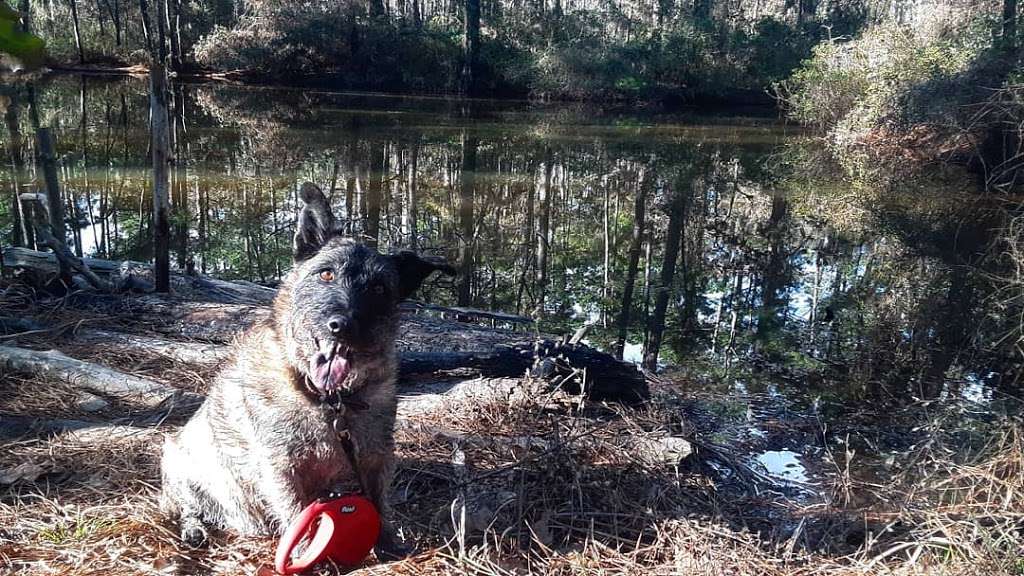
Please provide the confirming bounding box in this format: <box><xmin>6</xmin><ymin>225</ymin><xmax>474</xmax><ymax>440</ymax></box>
<box><xmin>197</xmin><ymin>181</ymin><xmax>207</xmax><ymax>274</ymax></box>
<box><xmin>171</xmin><ymin>0</ymin><xmax>183</xmax><ymax>69</ymax></box>
<box><xmin>107</xmin><ymin>0</ymin><xmax>122</xmax><ymax>46</ymax></box>
<box><xmin>613</xmin><ymin>168</ymin><xmax>650</xmax><ymax>360</ymax></box>
<box><xmin>642</xmin><ymin>187</ymin><xmax>685</xmax><ymax>371</ymax></box>
<box><xmin>138</xmin><ymin>0</ymin><xmax>154</xmax><ymax>54</ymax></box>
<box><xmin>515</xmin><ymin>180</ymin><xmax>535</xmax><ymax>314</ymax></box>
<box><xmin>365</xmin><ymin>144</ymin><xmax>384</xmax><ymax>247</ymax></box>
<box><xmin>535</xmin><ymin>148</ymin><xmax>552</xmax><ymax>316</ymax></box>
<box><xmin>172</xmin><ymin>85</ymin><xmax>188</xmax><ymax>270</ymax></box>
<box><xmin>154</xmin><ymin>0</ymin><xmax>168</xmax><ymax>64</ymax></box>
<box><xmin>150</xmin><ymin>66</ymin><xmax>172</xmax><ymax>293</ymax></box>
<box><xmin>35</xmin><ymin>128</ymin><xmax>70</xmax><ymax>282</ymax></box>
<box><xmin>602</xmin><ymin>179</ymin><xmax>610</xmax><ymax>327</ymax></box>
<box><xmin>1003</xmin><ymin>0</ymin><xmax>1017</xmax><ymax>53</ymax></box>
<box><xmin>68</xmin><ymin>0</ymin><xmax>85</xmax><ymax>64</ymax></box>
<box><xmin>4</xmin><ymin>94</ymin><xmax>30</xmax><ymax>248</ymax></box>
<box><xmin>369</xmin><ymin>0</ymin><xmax>386</xmax><ymax>19</ymax></box>
<box><xmin>17</xmin><ymin>0</ymin><xmax>30</xmax><ymax>32</ymax></box>
<box><xmin>457</xmin><ymin>134</ymin><xmax>477</xmax><ymax>306</ymax></box>
<box><xmin>404</xmin><ymin>142</ymin><xmax>419</xmax><ymax>250</ymax></box>
<box><xmin>461</xmin><ymin>0</ymin><xmax>481</xmax><ymax>95</ymax></box>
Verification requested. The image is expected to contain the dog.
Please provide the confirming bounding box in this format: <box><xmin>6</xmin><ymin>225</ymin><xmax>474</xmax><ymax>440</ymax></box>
<box><xmin>159</xmin><ymin>182</ymin><xmax>453</xmax><ymax>560</ymax></box>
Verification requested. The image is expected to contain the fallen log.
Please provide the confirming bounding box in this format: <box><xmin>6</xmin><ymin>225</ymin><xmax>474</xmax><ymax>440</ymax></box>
<box><xmin>0</xmin><ymin>345</ymin><xmax>202</xmax><ymax>410</ymax></box>
<box><xmin>34</xmin><ymin>226</ymin><xmax>113</xmax><ymax>292</ymax></box>
<box><xmin>2</xmin><ymin>246</ymin><xmax>275</xmax><ymax>304</ymax></box>
<box><xmin>0</xmin><ymin>415</ymin><xmax>158</xmax><ymax>441</ymax></box>
<box><xmin>405</xmin><ymin>301</ymin><xmax>534</xmax><ymax>328</ymax></box>
<box><xmin>400</xmin><ymin>341</ymin><xmax>648</xmax><ymax>403</ymax></box>
<box><xmin>73</xmin><ymin>329</ymin><xmax>231</xmax><ymax>365</ymax></box>
<box><xmin>4</xmin><ymin>245</ymin><xmax>153</xmax><ymax>277</ymax></box>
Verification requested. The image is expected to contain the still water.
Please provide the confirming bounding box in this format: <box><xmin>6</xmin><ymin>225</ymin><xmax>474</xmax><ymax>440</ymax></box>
<box><xmin>1</xmin><ymin>75</ymin><xmax>1020</xmax><ymax>486</ymax></box>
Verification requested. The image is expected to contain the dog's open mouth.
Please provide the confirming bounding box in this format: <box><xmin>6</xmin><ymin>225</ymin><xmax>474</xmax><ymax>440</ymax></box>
<box><xmin>309</xmin><ymin>338</ymin><xmax>352</xmax><ymax>394</ymax></box>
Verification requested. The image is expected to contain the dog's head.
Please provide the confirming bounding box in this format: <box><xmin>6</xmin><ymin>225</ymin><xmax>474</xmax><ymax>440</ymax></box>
<box><xmin>276</xmin><ymin>182</ymin><xmax>454</xmax><ymax>396</ymax></box>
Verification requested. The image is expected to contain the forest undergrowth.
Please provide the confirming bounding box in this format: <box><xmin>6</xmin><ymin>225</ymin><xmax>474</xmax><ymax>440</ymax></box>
<box><xmin>0</xmin><ymin>289</ymin><xmax>1021</xmax><ymax>575</ymax></box>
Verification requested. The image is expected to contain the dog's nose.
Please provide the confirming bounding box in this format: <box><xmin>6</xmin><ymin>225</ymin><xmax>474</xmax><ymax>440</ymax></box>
<box><xmin>327</xmin><ymin>315</ymin><xmax>355</xmax><ymax>339</ymax></box>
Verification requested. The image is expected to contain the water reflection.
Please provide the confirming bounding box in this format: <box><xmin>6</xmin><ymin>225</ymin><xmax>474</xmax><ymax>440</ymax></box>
<box><xmin>0</xmin><ymin>75</ymin><xmax>1016</xmax><ymax>407</ymax></box>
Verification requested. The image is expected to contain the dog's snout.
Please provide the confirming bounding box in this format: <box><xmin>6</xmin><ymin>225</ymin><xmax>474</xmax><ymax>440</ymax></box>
<box><xmin>327</xmin><ymin>315</ymin><xmax>358</xmax><ymax>339</ymax></box>
<box><xmin>327</xmin><ymin>315</ymin><xmax>347</xmax><ymax>336</ymax></box>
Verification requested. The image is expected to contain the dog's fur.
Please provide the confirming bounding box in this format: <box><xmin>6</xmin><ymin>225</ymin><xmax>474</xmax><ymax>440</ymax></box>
<box><xmin>159</xmin><ymin>182</ymin><xmax>452</xmax><ymax>558</ymax></box>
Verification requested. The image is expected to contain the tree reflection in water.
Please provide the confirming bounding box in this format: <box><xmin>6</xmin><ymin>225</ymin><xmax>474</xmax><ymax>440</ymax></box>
<box><xmin>0</xmin><ymin>75</ymin><xmax>1015</xmax><ymax>409</ymax></box>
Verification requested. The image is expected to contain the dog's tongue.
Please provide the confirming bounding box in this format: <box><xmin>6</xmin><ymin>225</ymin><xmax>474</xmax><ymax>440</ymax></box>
<box><xmin>314</xmin><ymin>355</ymin><xmax>350</xmax><ymax>392</ymax></box>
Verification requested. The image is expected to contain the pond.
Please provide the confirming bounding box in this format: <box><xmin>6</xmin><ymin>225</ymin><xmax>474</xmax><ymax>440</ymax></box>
<box><xmin>1</xmin><ymin>74</ymin><xmax>1020</xmax><ymax>493</ymax></box>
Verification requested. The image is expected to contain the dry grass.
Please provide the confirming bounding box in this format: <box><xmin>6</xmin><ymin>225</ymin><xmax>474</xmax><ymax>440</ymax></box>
<box><xmin>0</xmin><ymin>288</ymin><xmax>1022</xmax><ymax>575</ymax></box>
<box><xmin>3</xmin><ymin>369</ymin><xmax>1022</xmax><ymax>575</ymax></box>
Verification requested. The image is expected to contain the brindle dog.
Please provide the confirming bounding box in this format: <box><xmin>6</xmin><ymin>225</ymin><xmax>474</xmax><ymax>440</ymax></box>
<box><xmin>159</xmin><ymin>182</ymin><xmax>453</xmax><ymax>559</ymax></box>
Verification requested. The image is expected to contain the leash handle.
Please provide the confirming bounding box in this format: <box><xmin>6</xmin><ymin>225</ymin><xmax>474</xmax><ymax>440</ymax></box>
<box><xmin>274</xmin><ymin>501</ymin><xmax>335</xmax><ymax>575</ymax></box>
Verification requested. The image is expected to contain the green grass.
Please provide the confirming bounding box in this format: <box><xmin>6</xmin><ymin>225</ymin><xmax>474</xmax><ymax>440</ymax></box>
<box><xmin>38</xmin><ymin>516</ymin><xmax>118</xmax><ymax>544</ymax></box>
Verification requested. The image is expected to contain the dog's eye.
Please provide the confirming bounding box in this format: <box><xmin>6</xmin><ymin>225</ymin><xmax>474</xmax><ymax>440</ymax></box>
<box><xmin>372</xmin><ymin>283</ymin><xmax>386</xmax><ymax>296</ymax></box>
<box><xmin>318</xmin><ymin>269</ymin><xmax>335</xmax><ymax>282</ymax></box>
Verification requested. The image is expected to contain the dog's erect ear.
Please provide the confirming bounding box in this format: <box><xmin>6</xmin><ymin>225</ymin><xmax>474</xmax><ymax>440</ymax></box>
<box><xmin>391</xmin><ymin>251</ymin><xmax>456</xmax><ymax>300</ymax></box>
<box><xmin>294</xmin><ymin>182</ymin><xmax>342</xmax><ymax>262</ymax></box>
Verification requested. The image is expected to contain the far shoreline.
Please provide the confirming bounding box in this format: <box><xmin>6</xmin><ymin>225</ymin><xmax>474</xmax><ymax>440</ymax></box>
<box><xmin>34</xmin><ymin>62</ymin><xmax>781</xmax><ymax>112</ymax></box>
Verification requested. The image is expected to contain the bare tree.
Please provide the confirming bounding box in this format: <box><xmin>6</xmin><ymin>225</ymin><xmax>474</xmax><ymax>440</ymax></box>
<box><xmin>642</xmin><ymin>185</ymin><xmax>685</xmax><ymax>371</ymax></box>
<box><xmin>150</xmin><ymin>65</ymin><xmax>172</xmax><ymax>292</ymax></box>
<box><xmin>4</xmin><ymin>92</ymin><xmax>31</xmax><ymax>248</ymax></box>
<box><xmin>404</xmin><ymin>142</ymin><xmax>419</xmax><ymax>250</ymax></box>
<box><xmin>535</xmin><ymin>147</ymin><xmax>553</xmax><ymax>316</ymax></box>
<box><xmin>68</xmin><ymin>0</ymin><xmax>85</xmax><ymax>64</ymax></box>
<box><xmin>1003</xmin><ymin>0</ymin><xmax>1018</xmax><ymax>52</ymax></box>
<box><xmin>365</xmin><ymin>143</ymin><xmax>385</xmax><ymax>246</ymax></box>
<box><xmin>138</xmin><ymin>0</ymin><xmax>154</xmax><ymax>54</ymax></box>
<box><xmin>613</xmin><ymin>166</ymin><xmax>651</xmax><ymax>360</ymax></box>
<box><xmin>457</xmin><ymin>133</ymin><xmax>477</xmax><ymax>305</ymax></box>
<box><xmin>461</xmin><ymin>0</ymin><xmax>480</xmax><ymax>95</ymax></box>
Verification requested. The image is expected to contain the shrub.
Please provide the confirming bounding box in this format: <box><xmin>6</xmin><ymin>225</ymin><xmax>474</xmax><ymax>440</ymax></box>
<box><xmin>779</xmin><ymin>21</ymin><xmax>992</xmax><ymax>146</ymax></box>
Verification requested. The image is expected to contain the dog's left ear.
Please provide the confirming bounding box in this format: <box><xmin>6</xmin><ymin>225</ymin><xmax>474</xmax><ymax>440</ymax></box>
<box><xmin>391</xmin><ymin>251</ymin><xmax>456</xmax><ymax>300</ymax></box>
<box><xmin>294</xmin><ymin>182</ymin><xmax>343</xmax><ymax>262</ymax></box>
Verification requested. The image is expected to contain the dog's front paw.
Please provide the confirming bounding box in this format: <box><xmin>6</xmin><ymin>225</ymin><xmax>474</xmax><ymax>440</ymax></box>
<box><xmin>374</xmin><ymin>530</ymin><xmax>412</xmax><ymax>562</ymax></box>
<box><xmin>180</xmin><ymin>518</ymin><xmax>209</xmax><ymax>549</ymax></box>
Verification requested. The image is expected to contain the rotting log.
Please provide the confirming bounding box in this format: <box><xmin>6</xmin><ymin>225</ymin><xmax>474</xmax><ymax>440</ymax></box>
<box><xmin>4</xmin><ymin>245</ymin><xmax>151</xmax><ymax>275</ymax></box>
<box><xmin>0</xmin><ymin>415</ymin><xmax>159</xmax><ymax>441</ymax></box>
<box><xmin>2</xmin><ymin>246</ymin><xmax>275</xmax><ymax>303</ymax></box>
<box><xmin>0</xmin><ymin>345</ymin><xmax>202</xmax><ymax>410</ymax></box>
<box><xmin>405</xmin><ymin>300</ymin><xmax>533</xmax><ymax>328</ymax></box>
<box><xmin>400</xmin><ymin>341</ymin><xmax>648</xmax><ymax>404</ymax></box>
<box><xmin>73</xmin><ymin>329</ymin><xmax>231</xmax><ymax>365</ymax></box>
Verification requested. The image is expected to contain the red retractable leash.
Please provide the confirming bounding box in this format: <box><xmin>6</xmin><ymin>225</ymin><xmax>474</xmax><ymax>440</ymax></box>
<box><xmin>274</xmin><ymin>383</ymin><xmax>382</xmax><ymax>574</ymax></box>
<box><xmin>274</xmin><ymin>495</ymin><xmax>381</xmax><ymax>575</ymax></box>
